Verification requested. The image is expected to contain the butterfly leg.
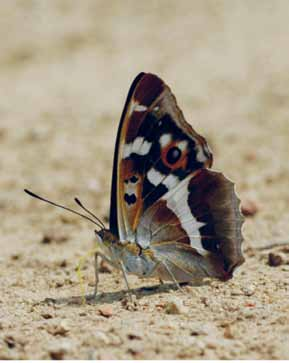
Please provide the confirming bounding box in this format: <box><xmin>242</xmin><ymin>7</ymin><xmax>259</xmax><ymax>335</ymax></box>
<box><xmin>158</xmin><ymin>259</ymin><xmax>184</xmax><ymax>293</ymax></box>
<box><xmin>142</xmin><ymin>260</ymin><xmax>164</xmax><ymax>286</ymax></box>
<box><xmin>93</xmin><ymin>253</ymin><xmax>99</xmax><ymax>298</ymax></box>
<box><xmin>119</xmin><ymin>260</ymin><xmax>134</xmax><ymax>302</ymax></box>
<box><xmin>93</xmin><ymin>252</ymin><xmax>115</xmax><ymax>299</ymax></box>
<box><xmin>146</xmin><ymin>261</ymin><xmax>166</xmax><ymax>289</ymax></box>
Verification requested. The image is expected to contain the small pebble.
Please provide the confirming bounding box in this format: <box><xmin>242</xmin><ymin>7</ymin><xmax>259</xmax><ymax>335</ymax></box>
<box><xmin>230</xmin><ymin>289</ymin><xmax>242</xmax><ymax>296</ymax></box>
<box><xmin>41</xmin><ymin>312</ymin><xmax>53</xmax><ymax>319</ymax></box>
<box><xmin>93</xmin><ymin>331</ymin><xmax>110</xmax><ymax>345</ymax></box>
<box><xmin>223</xmin><ymin>325</ymin><xmax>234</xmax><ymax>339</ymax></box>
<box><xmin>241</xmin><ymin>200</ymin><xmax>258</xmax><ymax>217</ymax></box>
<box><xmin>206</xmin><ymin>340</ymin><xmax>218</xmax><ymax>349</ymax></box>
<box><xmin>41</xmin><ymin>231</ymin><xmax>68</xmax><ymax>244</ymax></box>
<box><xmin>48</xmin><ymin>341</ymin><xmax>72</xmax><ymax>360</ymax></box>
<box><xmin>200</xmin><ymin>296</ymin><xmax>210</xmax><ymax>306</ymax></box>
<box><xmin>99</xmin><ymin>259</ymin><xmax>113</xmax><ymax>273</ymax></box>
<box><xmin>242</xmin><ymin>285</ymin><xmax>255</xmax><ymax>296</ymax></box>
<box><xmin>156</xmin><ymin>302</ymin><xmax>165</xmax><ymax>308</ymax></box>
<box><xmin>59</xmin><ymin>259</ymin><xmax>67</xmax><ymax>268</ymax></box>
<box><xmin>4</xmin><ymin>335</ymin><xmax>16</xmax><ymax>349</ymax></box>
<box><xmin>121</xmin><ymin>294</ymin><xmax>138</xmax><ymax>311</ymax></box>
<box><xmin>127</xmin><ymin>346</ymin><xmax>144</xmax><ymax>357</ymax></box>
<box><xmin>164</xmin><ymin>298</ymin><xmax>187</xmax><ymax>315</ymax></box>
<box><xmin>49</xmin><ymin>351</ymin><xmax>64</xmax><ymax>360</ymax></box>
<box><xmin>268</xmin><ymin>252</ymin><xmax>286</xmax><ymax>267</ymax></box>
<box><xmin>127</xmin><ymin>332</ymin><xmax>142</xmax><ymax>340</ymax></box>
<box><xmin>190</xmin><ymin>323</ymin><xmax>212</xmax><ymax>336</ymax></box>
<box><xmin>10</xmin><ymin>253</ymin><xmax>21</xmax><ymax>261</ymax></box>
<box><xmin>54</xmin><ymin>279</ymin><xmax>65</xmax><ymax>288</ymax></box>
<box><xmin>98</xmin><ymin>305</ymin><xmax>113</xmax><ymax>318</ymax></box>
<box><xmin>244</xmin><ymin>152</ymin><xmax>257</xmax><ymax>162</ymax></box>
<box><xmin>47</xmin><ymin>320</ymin><xmax>70</xmax><ymax>336</ymax></box>
<box><xmin>242</xmin><ymin>309</ymin><xmax>255</xmax><ymax>319</ymax></box>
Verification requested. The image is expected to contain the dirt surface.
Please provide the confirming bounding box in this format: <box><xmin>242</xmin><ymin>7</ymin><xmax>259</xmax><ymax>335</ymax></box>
<box><xmin>0</xmin><ymin>1</ymin><xmax>289</xmax><ymax>359</ymax></box>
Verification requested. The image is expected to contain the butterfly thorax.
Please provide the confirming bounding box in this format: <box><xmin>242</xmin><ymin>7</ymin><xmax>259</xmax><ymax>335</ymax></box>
<box><xmin>96</xmin><ymin>229</ymin><xmax>158</xmax><ymax>277</ymax></box>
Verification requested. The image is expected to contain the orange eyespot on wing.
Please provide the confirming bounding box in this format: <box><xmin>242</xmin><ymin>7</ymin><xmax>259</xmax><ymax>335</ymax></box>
<box><xmin>161</xmin><ymin>141</ymin><xmax>189</xmax><ymax>170</ymax></box>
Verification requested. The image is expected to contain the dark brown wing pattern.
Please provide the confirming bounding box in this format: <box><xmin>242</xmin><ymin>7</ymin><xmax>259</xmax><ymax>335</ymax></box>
<box><xmin>138</xmin><ymin>169</ymin><xmax>244</xmax><ymax>280</ymax></box>
<box><xmin>110</xmin><ymin>73</ymin><xmax>213</xmax><ymax>241</ymax></box>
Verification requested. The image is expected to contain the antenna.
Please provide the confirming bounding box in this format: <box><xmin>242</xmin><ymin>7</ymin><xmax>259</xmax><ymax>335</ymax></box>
<box><xmin>24</xmin><ymin>189</ymin><xmax>104</xmax><ymax>230</ymax></box>
<box><xmin>74</xmin><ymin>197</ymin><xmax>105</xmax><ymax>229</ymax></box>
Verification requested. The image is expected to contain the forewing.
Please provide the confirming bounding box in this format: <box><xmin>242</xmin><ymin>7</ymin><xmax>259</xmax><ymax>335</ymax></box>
<box><xmin>109</xmin><ymin>73</ymin><xmax>212</xmax><ymax>241</ymax></box>
<box><xmin>138</xmin><ymin>169</ymin><xmax>244</xmax><ymax>280</ymax></box>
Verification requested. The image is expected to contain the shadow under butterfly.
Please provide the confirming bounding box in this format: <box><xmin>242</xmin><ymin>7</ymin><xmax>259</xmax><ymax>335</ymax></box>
<box><xmin>25</xmin><ymin>72</ymin><xmax>245</xmax><ymax>300</ymax></box>
<box><xmin>42</xmin><ymin>280</ymin><xmax>208</xmax><ymax>307</ymax></box>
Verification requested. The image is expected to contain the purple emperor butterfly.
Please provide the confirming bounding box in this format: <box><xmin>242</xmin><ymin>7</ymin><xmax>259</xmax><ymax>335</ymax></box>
<box><xmin>25</xmin><ymin>73</ymin><xmax>244</xmax><ymax>297</ymax></box>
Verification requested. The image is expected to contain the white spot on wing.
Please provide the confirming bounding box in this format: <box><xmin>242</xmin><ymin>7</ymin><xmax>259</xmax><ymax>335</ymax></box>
<box><xmin>196</xmin><ymin>146</ymin><xmax>207</xmax><ymax>162</ymax></box>
<box><xmin>123</xmin><ymin>137</ymin><xmax>152</xmax><ymax>159</ymax></box>
<box><xmin>123</xmin><ymin>143</ymin><xmax>132</xmax><ymax>159</ymax></box>
<box><xmin>177</xmin><ymin>140</ymin><xmax>188</xmax><ymax>151</ymax></box>
<box><xmin>128</xmin><ymin>100</ymin><xmax>148</xmax><ymax>115</ymax></box>
<box><xmin>162</xmin><ymin>177</ymin><xmax>207</xmax><ymax>255</ymax></box>
<box><xmin>124</xmin><ymin>177</ymin><xmax>140</xmax><ymax>206</ymax></box>
<box><xmin>139</xmin><ymin>141</ymin><xmax>151</xmax><ymax>155</ymax></box>
<box><xmin>147</xmin><ymin>168</ymin><xmax>163</xmax><ymax>186</ymax></box>
<box><xmin>132</xmin><ymin>137</ymin><xmax>143</xmax><ymax>154</ymax></box>
<box><xmin>134</xmin><ymin>104</ymin><xmax>147</xmax><ymax>112</ymax></box>
<box><xmin>125</xmin><ymin>185</ymin><xmax>137</xmax><ymax>196</ymax></box>
<box><xmin>159</xmin><ymin>133</ymin><xmax>172</xmax><ymax>147</ymax></box>
<box><xmin>147</xmin><ymin>168</ymin><xmax>179</xmax><ymax>190</ymax></box>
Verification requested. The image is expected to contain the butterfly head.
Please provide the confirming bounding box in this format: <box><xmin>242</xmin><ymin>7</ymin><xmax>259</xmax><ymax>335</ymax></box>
<box><xmin>95</xmin><ymin>228</ymin><xmax>116</xmax><ymax>247</ymax></box>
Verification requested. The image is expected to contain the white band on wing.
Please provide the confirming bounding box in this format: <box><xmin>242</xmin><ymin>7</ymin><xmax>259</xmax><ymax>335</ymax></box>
<box><xmin>162</xmin><ymin>177</ymin><xmax>207</xmax><ymax>255</ymax></box>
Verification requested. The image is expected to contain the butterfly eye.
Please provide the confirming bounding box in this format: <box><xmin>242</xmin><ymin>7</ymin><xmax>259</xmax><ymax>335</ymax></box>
<box><xmin>166</xmin><ymin>146</ymin><xmax>182</xmax><ymax>164</ymax></box>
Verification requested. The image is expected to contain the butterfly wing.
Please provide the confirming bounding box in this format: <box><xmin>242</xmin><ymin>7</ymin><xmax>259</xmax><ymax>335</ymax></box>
<box><xmin>110</xmin><ymin>73</ymin><xmax>213</xmax><ymax>242</ymax></box>
<box><xmin>138</xmin><ymin>169</ymin><xmax>244</xmax><ymax>281</ymax></box>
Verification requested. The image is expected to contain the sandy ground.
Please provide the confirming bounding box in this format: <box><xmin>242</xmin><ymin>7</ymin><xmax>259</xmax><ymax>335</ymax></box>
<box><xmin>0</xmin><ymin>1</ymin><xmax>289</xmax><ymax>359</ymax></box>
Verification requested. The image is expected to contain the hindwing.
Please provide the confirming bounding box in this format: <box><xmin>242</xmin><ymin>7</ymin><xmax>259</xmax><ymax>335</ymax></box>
<box><xmin>138</xmin><ymin>169</ymin><xmax>244</xmax><ymax>280</ymax></box>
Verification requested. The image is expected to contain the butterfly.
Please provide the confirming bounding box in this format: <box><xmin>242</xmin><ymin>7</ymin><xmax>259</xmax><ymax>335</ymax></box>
<box><xmin>25</xmin><ymin>72</ymin><xmax>244</xmax><ymax>297</ymax></box>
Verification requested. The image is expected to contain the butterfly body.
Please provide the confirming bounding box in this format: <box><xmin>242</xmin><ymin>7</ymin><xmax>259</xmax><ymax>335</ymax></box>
<box><xmin>115</xmin><ymin>246</ymin><xmax>156</xmax><ymax>278</ymax></box>
<box><xmin>96</xmin><ymin>229</ymin><xmax>157</xmax><ymax>278</ymax></box>
<box><xmin>96</xmin><ymin>220</ymin><xmax>236</xmax><ymax>285</ymax></box>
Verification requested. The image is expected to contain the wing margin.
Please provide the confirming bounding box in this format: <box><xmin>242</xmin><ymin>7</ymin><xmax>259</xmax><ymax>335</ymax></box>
<box><xmin>109</xmin><ymin>72</ymin><xmax>145</xmax><ymax>237</ymax></box>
